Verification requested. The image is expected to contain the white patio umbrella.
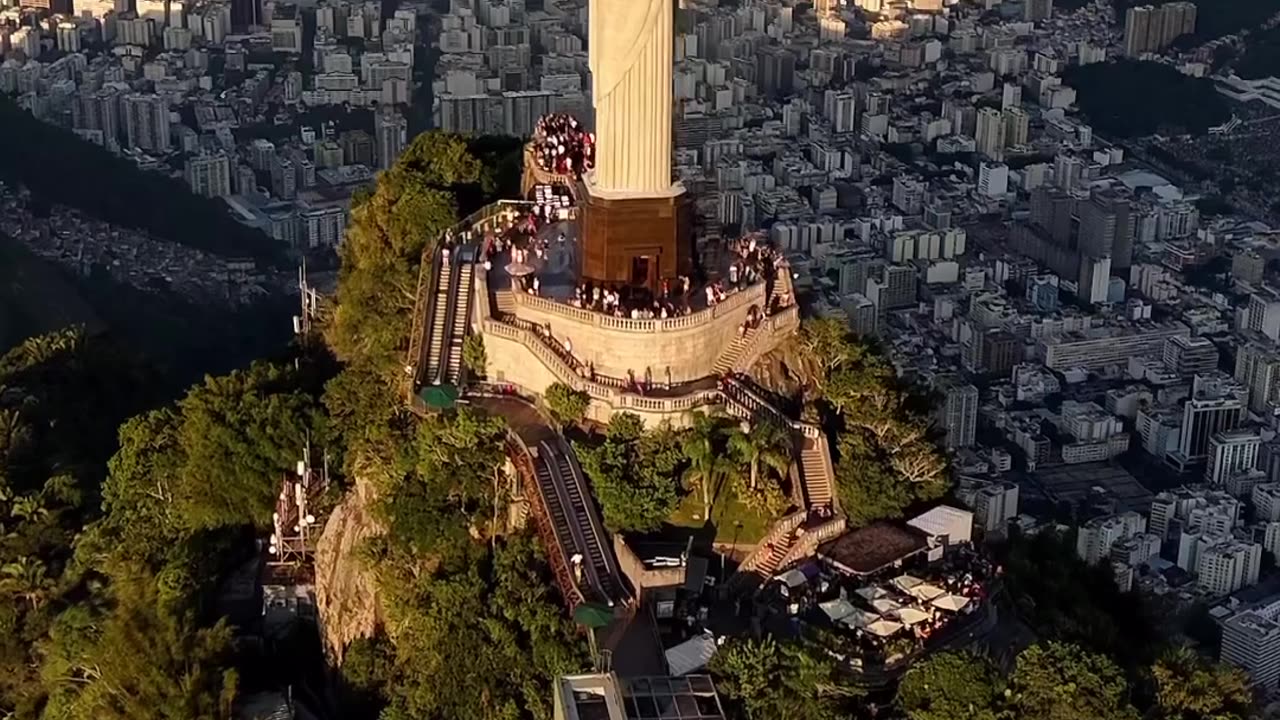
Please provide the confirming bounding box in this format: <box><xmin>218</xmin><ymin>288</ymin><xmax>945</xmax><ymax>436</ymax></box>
<box><xmin>819</xmin><ymin>598</ymin><xmax>856</xmax><ymax>623</ymax></box>
<box><xmin>838</xmin><ymin>608</ymin><xmax>880</xmax><ymax>630</ymax></box>
<box><xmin>870</xmin><ymin>598</ymin><xmax>902</xmax><ymax>615</ymax></box>
<box><xmin>865</xmin><ymin>618</ymin><xmax>904</xmax><ymax>637</ymax></box>
<box><xmin>931</xmin><ymin>594</ymin><xmax>972</xmax><ymax>612</ymax></box>
<box><xmin>895</xmin><ymin>607</ymin><xmax>931</xmax><ymax>626</ymax></box>
<box><xmin>891</xmin><ymin>575</ymin><xmax>924</xmax><ymax>594</ymax></box>
<box><xmin>908</xmin><ymin>583</ymin><xmax>946</xmax><ymax>602</ymax></box>
<box><xmin>856</xmin><ymin>586</ymin><xmax>892</xmax><ymax>602</ymax></box>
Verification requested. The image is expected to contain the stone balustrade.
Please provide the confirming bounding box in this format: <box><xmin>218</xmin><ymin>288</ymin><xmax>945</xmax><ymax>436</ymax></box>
<box><xmin>510</xmin><ymin>279</ymin><xmax>765</xmax><ymax>335</ymax></box>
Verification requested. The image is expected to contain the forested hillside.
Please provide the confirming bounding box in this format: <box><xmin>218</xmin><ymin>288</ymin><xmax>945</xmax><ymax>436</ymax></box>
<box><xmin>0</xmin><ymin>130</ymin><xmax>1259</xmax><ymax>720</ymax></box>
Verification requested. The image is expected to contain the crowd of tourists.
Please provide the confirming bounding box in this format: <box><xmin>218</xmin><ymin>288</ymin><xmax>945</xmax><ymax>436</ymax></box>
<box><xmin>531</xmin><ymin>113</ymin><xmax>595</xmax><ymax>178</ymax></box>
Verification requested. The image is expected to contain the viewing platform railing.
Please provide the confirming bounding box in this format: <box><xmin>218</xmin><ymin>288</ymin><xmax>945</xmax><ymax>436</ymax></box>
<box><xmin>509</xmin><ymin>279</ymin><xmax>767</xmax><ymax>334</ymax></box>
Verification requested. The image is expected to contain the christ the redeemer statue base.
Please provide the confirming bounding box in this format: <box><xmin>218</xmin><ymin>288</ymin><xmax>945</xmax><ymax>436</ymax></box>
<box><xmin>578</xmin><ymin>174</ymin><xmax>693</xmax><ymax>289</ymax></box>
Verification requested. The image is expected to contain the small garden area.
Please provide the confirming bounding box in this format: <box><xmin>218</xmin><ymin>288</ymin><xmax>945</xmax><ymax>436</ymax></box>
<box><xmin>544</xmin><ymin>383</ymin><xmax>795</xmax><ymax>547</ymax></box>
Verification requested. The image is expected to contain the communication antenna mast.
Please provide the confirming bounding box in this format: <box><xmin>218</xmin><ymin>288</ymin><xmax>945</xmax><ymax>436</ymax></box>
<box><xmin>267</xmin><ymin>436</ymin><xmax>328</xmax><ymax>565</ymax></box>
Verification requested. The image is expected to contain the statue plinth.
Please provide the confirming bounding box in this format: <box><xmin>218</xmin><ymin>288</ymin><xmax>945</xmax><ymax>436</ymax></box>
<box><xmin>579</xmin><ymin>173</ymin><xmax>692</xmax><ymax>289</ymax></box>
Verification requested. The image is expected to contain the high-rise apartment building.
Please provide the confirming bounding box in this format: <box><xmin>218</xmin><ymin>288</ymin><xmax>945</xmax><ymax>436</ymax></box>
<box><xmin>184</xmin><ymin>152</ymin><xmax>232</xmax><ymax>198</ymax></box>
<box><xmin>1003</xmin><ymin>107</ymin><xmax>1030</xmax><ymax>148</ymax></box>
<box><xmin>1124</xmin><ymin>2</ymin><xmax>1197</xmax><ymax>56</ymax></box>
<box><xmin>936</xmin><ymin>377</ymin><xmax>978</xmax><ymax>449</ymax></box>
<box><xmin>1221</xmin><ymin>595</ymin><xmax>1280</xmax><ymax>693</ymax></box>
<box><xmin>756</xmin><ymin>47</ymin><xmax>796</xmax><ymax>98</ymax></box>
<box><xmin>374</xmin><ymin>110</ymin><xmax>407</xmax><ymax>170</ymax></box>
<box><xmin>1077</xmin><ymin>189</ymin><xmax>1134</xmax><ymax>270</ymax></box>
<box><xmin>1206</xmin><ymin>429</ymin><xmax>1261</xmax><ymax>487</ymax></box>
<box><xmin>1254</xmin><ymin>483</ymin><xmax>1280</xmax><ymax>523</ymax></box>
<box><xmin>1162</xmin><ymin>335</ymin><xmax>1218</xmax><ymax>378</ymax></box>
<box><xmin>957</xmin><ymin>479</ymin><xmax>1019</xmax><ymax>539</ymax></box>
<box><xmin>122</xmin><ymin>93</ymin><xmax>171</xmax><ymax>152</ymax></box>
<box><xmin>1024</xmin><ymin>0</ymin><xmax>1052</xmax><ymax>22</ymax></box>
<box><xmin>1247</xmin><ymin>289</ymin><xmax>1280</xmax><ymax>342</ymax></box>
<box><xmin>1172</xmin><ymin>375</ymin><xmax>1248</xmax><ymax>471</ymax></box>
<box><xmin>1076</xmin><ymin>512</ymin><xmax>1146</xmax><ymax>565</ymax></box>
<box><xmin>975</xmin><ymin>107</ymin><xmax>1005</xmax><ymax>161</ymax></box>
<box><xmin>340</xmin><ymin>130</ymin><xmax>374</xmax><ymax>167</ymax></box>
<box><xmin>1198</xmin><ymin>541</ymin><xmax>1262</xmax><ymax>595</ymax></box>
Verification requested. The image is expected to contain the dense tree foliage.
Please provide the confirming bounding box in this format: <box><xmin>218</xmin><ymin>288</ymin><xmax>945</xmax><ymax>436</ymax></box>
<box><xmin>462</xmin><ymin>333</ymin><xmax>488</xmax><ymax>377</ymax></box>
<box><xmin>727</xmin><ymin>414</ymin><xmax>792</xmax><ymax>516</ymax></box>
<box><xmin>898</xmin><ymin>651</ymin><xmax>1005</xmax><ymax>720</ymax></box>
<box><xmin>321</xmin><ymin>133</ymin><xmax>587</xmax><ymax>719</ymax></box>
<box><xmin>1151</xmin><ymin>647</ymin><xmax>1252</xmax><ymax>720</ymax></box>
<box><xmin>0</xmin><ymin>328</ymin><xmax>275</xmax><ymax>718</ymax></box>
<box><xmin>897</xmin><ymin>643</ymin><xmax>1142</xmax><ymax>720</ymax></box>
<box><xmin>360</xmin><ymin>407</ymin><xmax>586</xmax><ymax>719</ymax></box>
<box><xmin>543</xmin><ymin>382</ymin><xmax>590</xmax><ymax>428</ymax></box>
<box><xmin>328</xmin><ymin>132</ymin><xmax>491</xmax><ymax>378</ymax></box>
<box><xmin>1002</xmin><ymin>529</ymin><xmax>1158</xmax><ymax>672</ymax></box>
<box><xmin>682</xmin><ymin>411</ymin><xmax>742</xmax><ymax>520</ymax></box>
<box><xmin>796</xmin><ymin>319</ymin><xmax>947</xmax><ymax>524</ymax></box>
<box><xmin>710</xmin><ymin>636</ymin><xmax>862</xmax><ymax>720</ymax></box>
<box><xmin>575</xmin><ymin>413</ymin><xmax>684</xmax><ymax>532</ymax></box>
<box><xmin>1062</xmin><ymin>61</ymin><xmax>1229</xmax><ymax>139</ymax></box>
<box><xmin>1013</xmin><ymin>642</ymin><xmax>1138</xmax><ymax>720</ymax></box>
<box><xmin>0</xmin><ymin>97</ymin><xmax>284</xmax><ymax>266</ymax></box>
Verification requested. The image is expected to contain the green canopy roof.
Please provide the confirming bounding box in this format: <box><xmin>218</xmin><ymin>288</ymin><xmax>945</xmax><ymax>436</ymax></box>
<box><xmin>418</xmin><ymin>383</ymin><xmax>459</xmax><ymax>409</ymax></box>
<box><xmin>573</xmin><ymin>602</ymin><xmax>614</xmax><ymax>629</ymax></box>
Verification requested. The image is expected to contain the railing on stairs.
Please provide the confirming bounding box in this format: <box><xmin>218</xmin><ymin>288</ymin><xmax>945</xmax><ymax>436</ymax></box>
<box><xmin>508</xmin><ymin>432</ymin><xmax>587</xmax><ymax>610</ymax></box>
<box><xmin>774</xmin><ymin>516</ymin><xmax>847</xmax><ymax>572</ymax></box>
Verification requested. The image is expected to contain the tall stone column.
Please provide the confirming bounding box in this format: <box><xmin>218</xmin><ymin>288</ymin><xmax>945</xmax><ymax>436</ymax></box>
<box><xmin>581</xmin><ymin>0</ymin><xmax>691</xmax><ymax>288</ymax></box>
<box><xmin>588</xmin><ymin>0</ymin><xmax>674</xmax><ymax>194</ymax></box>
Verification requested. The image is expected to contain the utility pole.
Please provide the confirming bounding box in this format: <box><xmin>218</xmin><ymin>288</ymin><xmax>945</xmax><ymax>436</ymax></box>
<box><xmin>295</xmin><ymin>259</ymin><xmax>320</xmax><ymax>336</ymax></box>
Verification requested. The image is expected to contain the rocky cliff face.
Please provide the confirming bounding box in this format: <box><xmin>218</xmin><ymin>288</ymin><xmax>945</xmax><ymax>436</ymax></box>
<box><xmin>749</xmin><ymin>342</ymin><xmax>817</xmax><ymax>399</ymax></box>
<box><xmin>314</xmin><ymin>467</ymin><xmax>384</xmax><ymax>663</ymax></box>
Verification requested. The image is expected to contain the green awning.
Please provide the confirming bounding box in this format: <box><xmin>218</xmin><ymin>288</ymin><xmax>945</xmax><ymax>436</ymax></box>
<box><xmin>418</xmin><ymin>383</ymin><xmax>459</xmax><ymax>409</ymax></box>
<box><xmin>573</xmin><ymin>602</ymin><xmax>614</xmax><ymax>629</ymax></box>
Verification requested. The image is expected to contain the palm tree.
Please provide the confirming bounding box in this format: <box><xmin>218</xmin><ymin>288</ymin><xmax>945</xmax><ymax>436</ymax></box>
<box><xmin>682</xmin><ymin>411</ymin><xmax>736</xmax><ymax>520</ymax></box>
<box><xmin>728</xmin><ymin>415</ymin><xmax>794</xmax><ymax>492</ymax></box>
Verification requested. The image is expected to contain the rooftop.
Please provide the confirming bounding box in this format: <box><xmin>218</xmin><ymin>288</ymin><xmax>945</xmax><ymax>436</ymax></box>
<box><xmin>817</xmin><ymin>523</ymin><xmax>930</xmax><ymax>577</ymax></box>
<box><xmin>557</xmin><ymin>673</ymin><xmax>726</xmax><ymax>720</ymax></box>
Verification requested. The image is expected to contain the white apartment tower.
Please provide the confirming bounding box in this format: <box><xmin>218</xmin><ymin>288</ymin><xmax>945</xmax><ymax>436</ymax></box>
<box><xmin>1076</xmin><ymin>512</ymin><xmax>1146</xmax><ymax>566</ymax></box>
<box><xmin>374</xmin><ymin>109</ymin><xmax>407</xmax><ymax>170</ymax></box>
<box><xmin>975</xmin><ymin>107</ymin><xmax>1005</xmax><ymax>161</ymax></box>
<box><xmin>1221</xmin><ymin>596</ymin><xmax>1280</xmax><ymax>693</ymax></box>
<box><xmin>122</xmin><ymin>93</ymin><xmax>171</xmax><ymax>152</ymax></box>
<box><xmin>184</xmin><ymin>152</ymin><xmax>232</xmax><ymax>198</ymax></box>
<box><xmin>1206</xmin><ymin>429</ymin><xmax>1261</xmax><ymax>487</ymax></box>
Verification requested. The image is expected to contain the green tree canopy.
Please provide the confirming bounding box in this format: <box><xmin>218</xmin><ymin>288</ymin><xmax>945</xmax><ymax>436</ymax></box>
<box><xmin>38</xmin><ymin>567</ymin><xmax>239</xmax><ymax>720</ymax></box>
<box><xmin>575</xmin><ymin>413</ymin><xmax>684</xmax><ymax>532</ymax></box>
<box><xmin>710</xmin><ymin>636</ymin><xmax>862</xmax><ymax>720</ymax></box>
<box><xmin>543</xmin><ymin>382</ymin><xmax>590</xmax><ymax>428</ymax></box>
<box><xmin>328</xmin><ymin>132</ymin><xmax>486</xmax><ymax>378</ymax></box>
<box><xmin>1011</xmin><ymin>642</ymin><xmax>1139</xmax><ymax>720</ymax></box>
<box><xmin>898</xmin><ymin>651</ymin><xmax>1004</xmax><ymax>720</ymax></box>
<box><xmin>795</xmin><ymin>319</ymin><xmax>947</xmax><ymax>524</ymax></box>
<box><xmin>1151</xmin><ymin>647</ymin><xmax>1252</xmax><ymax>720</ymax></box>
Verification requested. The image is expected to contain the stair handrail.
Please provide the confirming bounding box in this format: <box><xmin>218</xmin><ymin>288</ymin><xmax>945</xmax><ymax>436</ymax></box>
<box><xmin>507</xmin><ymin>431</ymin><xmax>587</xmax><ymax>609</ymax></box>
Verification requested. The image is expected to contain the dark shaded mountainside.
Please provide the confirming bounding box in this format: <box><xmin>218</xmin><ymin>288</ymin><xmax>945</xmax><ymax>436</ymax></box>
<box><xmin>0</xmin><ymin>97</ymin><xmax>294</xmax><ymax>391</ymax></box>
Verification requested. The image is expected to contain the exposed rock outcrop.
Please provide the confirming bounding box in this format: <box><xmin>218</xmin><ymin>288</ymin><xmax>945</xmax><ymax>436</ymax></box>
<box><xmin>314</xmin><ymin>466</ymin><xmax>384</xmax><ymax>663</ymax></box>
<box><xmin>748</xmin><ymin>343</ymin><xmax>818</xmax><ymax>403</ymax></box>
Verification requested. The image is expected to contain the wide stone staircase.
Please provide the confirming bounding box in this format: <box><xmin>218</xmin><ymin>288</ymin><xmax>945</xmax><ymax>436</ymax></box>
<box><xmin>799</xmin><ymin>436</ymin><xmax>835</xmax><ymax>508</ymax></box>
<box><xmin>712</xmin><ymin>327</ymin><xmax>759</xmax><ymax>375</ymax></box>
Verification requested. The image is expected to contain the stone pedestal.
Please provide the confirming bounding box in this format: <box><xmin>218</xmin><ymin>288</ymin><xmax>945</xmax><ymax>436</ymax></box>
<box><xmin>578</xmin><ymin>179</ymin><xmax>692</xmax><ymax>289</ymax></box>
